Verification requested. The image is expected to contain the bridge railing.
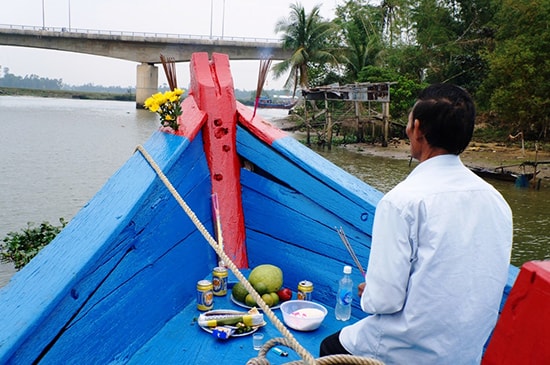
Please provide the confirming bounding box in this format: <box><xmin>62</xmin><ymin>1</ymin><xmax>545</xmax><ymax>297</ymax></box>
<box><xmin>0</xmin><ymin>23</ymin><xmax>281</xmax><ymax>44</ymax></box>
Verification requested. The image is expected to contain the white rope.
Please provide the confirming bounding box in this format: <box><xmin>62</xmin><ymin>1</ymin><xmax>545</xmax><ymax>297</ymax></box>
<box><xmin>135</xmin><ymin>144</ymin><xmax>316</xmax><ymax>365</ymax></box>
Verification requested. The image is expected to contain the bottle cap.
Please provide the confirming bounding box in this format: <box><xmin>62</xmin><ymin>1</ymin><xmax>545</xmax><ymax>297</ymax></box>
<box><xmin>343</xmin><ymin>265</ymin><xmax>352</xmax><ymax>274</ymax></box>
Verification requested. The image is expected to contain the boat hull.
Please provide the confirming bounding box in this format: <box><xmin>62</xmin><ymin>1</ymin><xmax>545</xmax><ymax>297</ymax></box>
<box><xmin>0</xmin><ymin>53</ymin><xmax>520</xmax><ymax>364</ymax></box>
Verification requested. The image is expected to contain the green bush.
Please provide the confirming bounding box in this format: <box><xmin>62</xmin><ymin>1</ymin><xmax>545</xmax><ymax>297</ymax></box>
<box><xmin>0</xmin><ymin>218</ymin><xmax>67</xmax><ymax>270</ymax></box>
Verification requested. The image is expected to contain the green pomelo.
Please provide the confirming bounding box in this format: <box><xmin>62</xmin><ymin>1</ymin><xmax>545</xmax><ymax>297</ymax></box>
<box><xmin>253</xmin><ymin>282</ymin><xmax>268</xmax><ymax>295</ymax></box>
<box><xmin>248</xmin><ymin>264</ymin><xmax>283</xmax><ymax>293</ymax></box>
<box><xmin>232</xmin><ymin>282</ymin><xmax>249</xmax><ymax>303</ymax></box>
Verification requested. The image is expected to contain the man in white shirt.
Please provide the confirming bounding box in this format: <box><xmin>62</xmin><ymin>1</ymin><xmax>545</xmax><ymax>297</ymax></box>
<box><xmin>320</xmin><ymin>83</ymin><xmax>513</xmax><ymax>364</ymax></box>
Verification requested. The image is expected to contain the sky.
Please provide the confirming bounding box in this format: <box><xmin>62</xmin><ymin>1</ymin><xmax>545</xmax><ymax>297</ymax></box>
<box><xmin>0</xmin><ymin>0</ymin><xmax>340</xmax><ymax>91</ymax></box>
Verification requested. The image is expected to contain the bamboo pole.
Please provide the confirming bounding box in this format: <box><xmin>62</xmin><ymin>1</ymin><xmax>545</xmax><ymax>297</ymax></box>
<box><xmin>326</xmin><ymin>97</ymin><xmax>333</xmax><ymax>150</ymax></box>
<box><xmin>382</xmin><ymin>101</ymin><xmax>389</xmax><ymax>147</ymax></box>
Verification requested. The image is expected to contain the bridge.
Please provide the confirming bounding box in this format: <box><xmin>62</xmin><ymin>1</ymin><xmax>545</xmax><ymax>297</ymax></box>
<box><xmin>0</xmin><ymin>24</ymin><xmax>291</xmax><ymax>106</ymax></box>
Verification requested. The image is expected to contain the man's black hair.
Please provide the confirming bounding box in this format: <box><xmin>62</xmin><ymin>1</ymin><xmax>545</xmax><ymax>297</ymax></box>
<box><xmin>412</xmin><ymin>83</ymin><xmax>475</xmax><ymax>155</ymax></box>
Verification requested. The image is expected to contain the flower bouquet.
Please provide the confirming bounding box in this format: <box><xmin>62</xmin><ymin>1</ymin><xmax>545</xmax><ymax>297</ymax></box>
<box><xmin>144</xmin><ymin>88</ymin><xmax>185</xmax><ymax>131</ymax></box>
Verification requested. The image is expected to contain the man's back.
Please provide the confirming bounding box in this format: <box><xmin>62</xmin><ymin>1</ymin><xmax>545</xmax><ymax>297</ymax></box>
<box><xmin>341</xmin><ymin>155</ymin><xmax>513</xmax><ymax>364</ymax></box>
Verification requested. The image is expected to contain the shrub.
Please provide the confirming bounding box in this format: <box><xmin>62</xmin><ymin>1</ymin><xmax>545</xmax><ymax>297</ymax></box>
<box><xmin>0</xmin><ymin>218</ymin><xmax>67</xmax><ymax>270</ymax></box>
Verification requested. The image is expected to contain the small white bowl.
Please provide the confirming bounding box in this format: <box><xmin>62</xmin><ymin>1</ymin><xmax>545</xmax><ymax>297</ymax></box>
<box><xmin>280</xmin><ymin>300</ymin><xmax>328</xmax><ymax>331</ymax></box>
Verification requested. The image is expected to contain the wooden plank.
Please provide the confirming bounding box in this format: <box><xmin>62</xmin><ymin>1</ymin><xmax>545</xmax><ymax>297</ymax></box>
<box><xmin>237</xmin><ymin>126</ymin><xmax>381</xmax><ymax>234</ymax></box>
<box><xmin>176</xmin><ymin>94</ymin><xmax>208</xmax><ymax>140</ymax></box>
<box><xmin>236</xmin><ymin>101</ymin><xmax>287</xmax><ymax>144</ymax></box>
<box><xmin>240</xmin><ymin>169</ymin><xmax>372</xmax><ymax>266</ymax></box>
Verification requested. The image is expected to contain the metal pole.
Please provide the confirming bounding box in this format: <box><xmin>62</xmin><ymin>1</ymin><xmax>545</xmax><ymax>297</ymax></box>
<box><xmin>68</xmin><ymin>0</ymin><xmax>71</xmax><ymax>30</ymax></box>
<box><xmin>42</xmin><ymin>0</ymin><xmax>45</xmax><ymax>29</ymax></box>
<box><xmin>209</xmin><ymin>0</ymin><xmax>213</xmax><ymax>39</ymax></box>
<box><xmin>222</xmin><ymin>0</ymin><xmax>226</xmax><ymax>38</ymax></box>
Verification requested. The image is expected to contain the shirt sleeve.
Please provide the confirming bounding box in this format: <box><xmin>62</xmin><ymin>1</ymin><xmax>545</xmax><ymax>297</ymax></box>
<box><xmin>361</xmin><ymin>198</ymin><xmax>413</xmax><ymax>314</ymax></box>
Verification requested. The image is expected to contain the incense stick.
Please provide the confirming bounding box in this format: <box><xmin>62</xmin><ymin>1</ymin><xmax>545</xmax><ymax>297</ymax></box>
<box><xmin>336</xmin><ymin>226</ymin><xmax>365</xmax><ymax>275</ymax></box>
<box><xmin>211</xmin><ymin>193</ymin><xmax>224</xmax><ymax>265</ymax></box>
<box><xmin>160</xmin><ymin>54</ymin><xmax>178</xmax><ymax>91</ymax></box>
<box><xmin>252</xmin><ymin>57</ymin><xmax>273</xmax><ymax>119</ymax></box>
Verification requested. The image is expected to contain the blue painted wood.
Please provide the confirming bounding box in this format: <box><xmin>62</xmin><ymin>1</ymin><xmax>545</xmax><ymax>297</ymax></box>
<box><xmin>240</xmin><ymin>169</ymin><xmax>370</xmax><ymax>317</ymax></box>
<box><xmin>236</xmin><ymin>127</ymin><xmax>382</xmax><ymax>234</ymax></box>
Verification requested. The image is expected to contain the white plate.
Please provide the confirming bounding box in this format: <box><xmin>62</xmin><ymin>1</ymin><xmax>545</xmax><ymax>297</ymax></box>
<box><xmin>230</xmin><ymin>294</ymin><xmax>281</xmax><ymax>310</ymax></box>
<box><xmin>198</xmin><ymin>309</ymin><xmax>265</xmax><ymax>337</ymax></box>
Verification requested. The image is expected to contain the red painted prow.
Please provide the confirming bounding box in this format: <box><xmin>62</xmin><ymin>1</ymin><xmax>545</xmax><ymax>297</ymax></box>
<box><xmin>482</xmin><ymin>261</ymin><xmax>550</xmax><ymax>364</ymax></box>
<box><xmin>176</xmin><ymin>52</ymin><xmax>248</xmax><ymax>268</ymax></box>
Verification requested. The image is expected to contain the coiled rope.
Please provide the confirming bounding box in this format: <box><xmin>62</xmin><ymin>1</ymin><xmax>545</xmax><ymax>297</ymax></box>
<box><xmin>136</xmin><ymin>145</ymin><xmax>383</xmax><ymax>365</ymax></box>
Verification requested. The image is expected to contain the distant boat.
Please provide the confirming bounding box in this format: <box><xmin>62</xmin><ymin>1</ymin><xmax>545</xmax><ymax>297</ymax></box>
<box><xmin>469</xmin><ymin>166</ymin><xmax>537</xmax><ymax>183</ymax></box>
<box><xmin>257</xmin><ymin>96</ymin><xmax>297</xmax><ymax>109</ymax></box>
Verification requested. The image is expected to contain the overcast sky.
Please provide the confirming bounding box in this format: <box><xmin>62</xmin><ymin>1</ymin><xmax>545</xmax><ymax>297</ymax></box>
<box><xmin>0</xmin><ymin>0</ymin><xmax>339</xmax><ymax>90</ymax></box>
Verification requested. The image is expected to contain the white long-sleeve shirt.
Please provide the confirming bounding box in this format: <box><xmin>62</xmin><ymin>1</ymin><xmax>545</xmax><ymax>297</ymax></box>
<box><xmin>340</xmin><ymin>154</ymin><xmax>513</xmax><ymax>365</ymax></box>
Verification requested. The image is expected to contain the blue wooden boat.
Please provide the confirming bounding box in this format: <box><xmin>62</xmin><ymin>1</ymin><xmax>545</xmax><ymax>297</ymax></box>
<box><xmin>0</xmin><ymin>53</ymin><xmax>533</xmax><ymax>364</ymax></box>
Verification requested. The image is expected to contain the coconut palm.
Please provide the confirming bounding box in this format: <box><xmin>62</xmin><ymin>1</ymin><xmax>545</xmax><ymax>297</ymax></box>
<box><xmin>273</xmin><ymin>2</ymin><xmax>338</xmax><ymax>93</ymax></box>
<box><xmin>334</xmin><ymin>0</ymin><xmax>384</xmax><ymax>83</ymax></box>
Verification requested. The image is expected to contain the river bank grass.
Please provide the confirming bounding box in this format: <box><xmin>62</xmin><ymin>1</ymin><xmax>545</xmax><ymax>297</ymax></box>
<box><xmin>0</xmin><ymin>87</ymin><xmax>134</xmax><ymax>101</ymax></box>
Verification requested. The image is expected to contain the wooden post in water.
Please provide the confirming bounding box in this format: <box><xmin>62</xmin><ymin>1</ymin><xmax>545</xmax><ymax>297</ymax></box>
<box><xmin>326</xmin><ymin>98</ymin><xmax>333</xmax><ymax>150</ymax></box>
<box><xmin>382</xmin><ymin>101</ymin><xmax>390</xmax><ymax>147</ymax></box>
<box><xmin>355</xmin><ymin>99</ymin><xmax>364</xmax><ymax>143</ymax></box>
<box><xmin>305</xmin><ymin>95</ymin><xmax>311</xmax><ymax>146</ymax></box>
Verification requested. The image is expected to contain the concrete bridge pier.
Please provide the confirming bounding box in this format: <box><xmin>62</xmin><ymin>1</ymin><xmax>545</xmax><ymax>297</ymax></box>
<box><xmin>136</xmin><ymin>63</ymin><xmax>158</xmax><ymax>108</ymax></box>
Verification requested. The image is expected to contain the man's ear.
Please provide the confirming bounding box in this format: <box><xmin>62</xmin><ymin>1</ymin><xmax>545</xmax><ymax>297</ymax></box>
<box><xmin>411</xmin><ymin>119</ymin><xmax>423</xmax><ymax>135</ymax></box>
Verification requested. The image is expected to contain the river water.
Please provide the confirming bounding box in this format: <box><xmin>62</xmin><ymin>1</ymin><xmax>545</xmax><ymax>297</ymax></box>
<box><xmin>1</xmin><ymin>96</ymin><xmax>548</xmax><ymax>287</ymax></box>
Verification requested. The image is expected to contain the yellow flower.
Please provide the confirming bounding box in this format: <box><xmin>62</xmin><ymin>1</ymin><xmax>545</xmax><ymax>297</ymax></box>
<box><xmin>143</xmin><ymin>97</ymin><xmax>159</xmax><ymax>112</ymax></box>
<box><xmin>153</xmin><ymin>92</ymin><xmax>167</xmax><ymax>105</ymax></box>
<box><xmin>168</xmin><ymin>92</ymin><xmax>179</xmax><ymax>103</ymax></box>
<box><xmin>144</xmin><ymin>89</ymin><xmax>183</xmax><ymax>131</ymax></box>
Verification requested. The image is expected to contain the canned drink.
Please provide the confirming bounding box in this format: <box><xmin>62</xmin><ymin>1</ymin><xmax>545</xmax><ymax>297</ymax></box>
<box><xmin>297</xmin><ymin>280</ymin><xmax>313</xmax><ymax>301</ymax></box>
<box><xmin>212</xmin><ymin>266</ymin><xmax>228</xmax><ymax>296</ymax></box>
<box><xmin>197</xmin><ymin>280</ymin><xmax>214</xmax><ymax>311</ymax></box>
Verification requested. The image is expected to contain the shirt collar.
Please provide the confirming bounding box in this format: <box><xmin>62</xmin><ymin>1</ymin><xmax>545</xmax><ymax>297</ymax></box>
<box><xmin>408</xmin><ymin>154</ymin><xmax>463</xmax><ymax>179</ymax></box>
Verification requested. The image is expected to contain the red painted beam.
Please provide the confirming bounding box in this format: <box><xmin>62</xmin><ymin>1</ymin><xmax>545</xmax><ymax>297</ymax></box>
<box><xmin>236</xmin><ymin>102</ymin><xmax>287</xmax><ymax>145</ymax></box>
<box><xmin>187</xmin><ymin>52</ymin><xmax>248</xmax><ymax>268</ymax></box>
<box><xmin>482</xmin><ymin>261</ymin><xmax>550</xmax><ymax>364</ymax></box>
<box><xmin>174</xmin><ymin>95</ymin><xmax>208</xmax><ymax>140</ymax></box>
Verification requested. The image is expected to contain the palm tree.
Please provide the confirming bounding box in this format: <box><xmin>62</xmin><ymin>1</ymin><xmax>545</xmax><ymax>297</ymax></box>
<box><xmin>272</xmin><ymin>2</ymin><xmax>337</xmax><ymax>93</ymax></box>
<box><xmin>334</xmin><ymin>0</ymin><xmax>384</xmax><ymax>83</ymax></box>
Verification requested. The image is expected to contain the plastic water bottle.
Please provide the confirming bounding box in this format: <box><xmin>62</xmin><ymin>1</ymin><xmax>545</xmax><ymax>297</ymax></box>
<box><xmin>335</xmin><ymin>265</ymin><xmax>353</xmax><ymax>321</ymax></box>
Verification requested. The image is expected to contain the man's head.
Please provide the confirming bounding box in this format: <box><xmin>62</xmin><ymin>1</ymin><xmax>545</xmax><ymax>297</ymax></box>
<box><xmin>407</xmin><ymin>83</ymin><xmax>475</xmax><ymax>158</ymax></box>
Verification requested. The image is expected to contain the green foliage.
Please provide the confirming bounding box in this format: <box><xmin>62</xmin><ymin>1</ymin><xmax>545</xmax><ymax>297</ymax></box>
<box><xmin>411</xmin><ymin>0</ymin><xmax>495</xmax><ymax>91</ymax></box>
<box><xmin>1</xmin><ymin>218</ymin><xmax>67</xmax><ymax>270</ymax></box>
<box><xmin>0</xmin><ymin>67</ymin><xmax>63</xmax><ymax>90</ymax></box>
<box><xmin>479</xmin><ymin>0</ymin><xmax>550</xmax><ymax>140</ymax></box>
<box><xmin>333</xmin><ymin>0</ymin><xmax>384</xmax><ymax>83</ymax></box>
<box><xmin>1</xmin><ymin>67</ymin><xmax>136</xmax><ymax>94</ymax></box>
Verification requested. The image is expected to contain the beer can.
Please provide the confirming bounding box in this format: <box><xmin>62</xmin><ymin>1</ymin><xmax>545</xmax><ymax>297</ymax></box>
<box><xmin>197</xmin><ymin>279</ymin><xmax>214</xmax><ymax>311</ymax></box>
<box><xmin>297</xmin><ymin>280</ymin><xmax>313</xmax><ymax>301</ymax></box>
<box><xmin>212</xmin><ymin>266</ymin><xmax>228</xmax><ymax>296</ymax></box>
